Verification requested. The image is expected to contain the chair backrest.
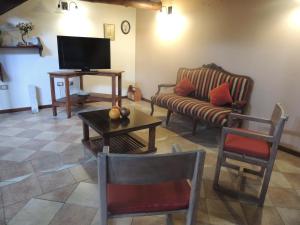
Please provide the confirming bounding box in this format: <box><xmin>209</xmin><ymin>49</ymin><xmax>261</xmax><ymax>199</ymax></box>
<box><xmin>98</xmin><ymin>150</ymin><xmax>206</xmax><ymax>185</ymax></box>
<box><xmin>270</xmin><ymin>103</ymin><xmax>289</xmax><ymax>147</ymax></box>
<box><xmin>176</xmin><ymin>63</ymin><xmax>253</xmax><ymax>103</ymax></box>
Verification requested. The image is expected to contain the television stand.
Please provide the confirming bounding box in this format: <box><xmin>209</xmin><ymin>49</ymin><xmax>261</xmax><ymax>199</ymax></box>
<box><xmin>48</xmin><ymin>70</ymin><xmax>124</xmax><ymax>118</ymax></box>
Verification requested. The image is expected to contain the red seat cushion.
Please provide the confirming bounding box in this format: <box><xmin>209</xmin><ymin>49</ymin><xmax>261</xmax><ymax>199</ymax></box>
<box><xmin>224</xmin><ymin>132</ymin><xmax>270</xmax><ymax>159</ymax></box>
<box><xmin>174</xmin><ymin>79</ymin><xmax>196</xmax><ymax>97</ymax></box>
<box><xmin>209</xmin><ymin>83</ymin><xmax>233</xmax><ymax>106</ymax></box>
<box><xmin>108</xmin><ymin>180</ymin><xmax>190</xmax><ymax>214</ymax></box>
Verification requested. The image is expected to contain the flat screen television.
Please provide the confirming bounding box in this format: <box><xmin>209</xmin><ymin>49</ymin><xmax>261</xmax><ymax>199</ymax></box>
<box><xmin>57</xmin><ymin>35</ymin><xmax>111</xmax><ymax>71</ymax></box>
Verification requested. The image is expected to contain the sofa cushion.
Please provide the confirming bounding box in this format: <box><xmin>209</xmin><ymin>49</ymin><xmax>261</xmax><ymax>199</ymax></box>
<box><xmin>151</xmin><ymin>93</ymin><xmax>232</xmax><ymax>126</ymax></box>
<box><xmin>108</xmin><ymin>180</ymin><xmax>190</xmax><ymax>214</ymax></box>
<box><xmin>209</xmin><ymin>83</ymin><xmax>233</xmax><ymax>106</ymax></box>
<box><xmin>177</xmin><ymin>67</ymin><xmax>251</xmax><ymax>103</ymax></box>
<box><xmin>174</xmin><ymin>78</ymin><xmax>195</xmax><ymax>96</ymax></box>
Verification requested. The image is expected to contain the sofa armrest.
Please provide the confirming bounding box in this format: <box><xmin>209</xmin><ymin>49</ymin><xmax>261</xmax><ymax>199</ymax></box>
<box><xmin>155</xmin><ymin>83</ymin><xmax>176</xmax><ymax>95</ymax></box>
<box><xmin>231</xmin><ymin>100</ymin><xmax>247</xmax><ymax>113</ymax></box>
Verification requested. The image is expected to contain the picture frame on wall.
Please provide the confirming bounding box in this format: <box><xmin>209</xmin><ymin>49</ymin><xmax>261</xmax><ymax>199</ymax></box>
<box><xmin>104</xmin><ymin>24</ymin><xmax>115</xmax><ymax>41</ymax></box>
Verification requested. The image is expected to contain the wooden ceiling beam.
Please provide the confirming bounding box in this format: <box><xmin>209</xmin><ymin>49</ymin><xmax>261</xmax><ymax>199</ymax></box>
<box><xmin>0</xmin><ymin>0</ymin><xmax>28</xmax><ymax>15</ymax></box>
<box><xmin>80</xmin><ymin>0</ymin><xmax>162</xmax><ymax>10</ymax></box>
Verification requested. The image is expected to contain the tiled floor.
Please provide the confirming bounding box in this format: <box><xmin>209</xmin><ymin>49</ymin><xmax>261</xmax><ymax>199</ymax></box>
<box><xmin>0</xmin><ymin>100</ymin><xmax>299</xmax><ymax>225</ymax></box>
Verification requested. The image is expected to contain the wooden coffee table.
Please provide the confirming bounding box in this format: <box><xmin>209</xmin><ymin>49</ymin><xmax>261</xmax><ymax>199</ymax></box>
<box><xmin>78</xmin><ymin>108</ymin><xmax>162</xmax><ymax>155</ymax></box>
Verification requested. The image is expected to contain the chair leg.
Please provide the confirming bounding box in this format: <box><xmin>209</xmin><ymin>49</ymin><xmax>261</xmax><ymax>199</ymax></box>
<box><xmin>213</xmin><ymin>150</ymin><xmax>224</xmax><ymax>189</ymax></box>
<box><xmin>192</xmin><ymin>119</ymin><xmax>198</xmax><ymax>135</ymax></box>
<box><xmin>166</xmin><ymin>110</ymin><xmax>172</xmax><ymax>126</ymax></box>
<box><xmin>150</xmin><ymin>101</ymin><xmax>154</xmax><ymax>116</ymax></box>
<box><xmin>166</xmin><ymin>214</ymin><xmax>173</xmax><ymax>225</ymax></box>
<box><xmin>258</xmin><ymin>165</ymin><xmax>273</xmax><ymax>206</ymax></box>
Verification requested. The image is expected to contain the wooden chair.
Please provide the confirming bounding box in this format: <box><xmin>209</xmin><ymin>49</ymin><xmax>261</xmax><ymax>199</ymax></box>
<box><xmin>97</xmin><ymin>145</ymin><xmax>206</xmax><ymax>225</ymax></box>
<box><xmin>213</xmin><ymin>103</ymin><xmax>288</xmax><ymax>206</ymax></box>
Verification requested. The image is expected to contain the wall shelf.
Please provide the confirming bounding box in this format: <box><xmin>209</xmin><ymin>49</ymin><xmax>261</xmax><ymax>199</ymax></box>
<box><xmin>0</xmin><ymin>37</ymin><xmax>43</xmax><ymax>56</ymax></box>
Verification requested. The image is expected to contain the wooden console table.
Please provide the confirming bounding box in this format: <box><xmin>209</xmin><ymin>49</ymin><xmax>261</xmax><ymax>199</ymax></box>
<box><xmin>48</xmin><ymin>70</ymin><xmax>124</xmax><ymax>118</ymax></box>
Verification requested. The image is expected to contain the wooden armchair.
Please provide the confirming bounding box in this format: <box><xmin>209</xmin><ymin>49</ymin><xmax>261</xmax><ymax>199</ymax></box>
<box><xmin>97</xmin><ymin>146</ymin><xmax>206</xmax><ymax>225</ymax></box>
<box><xmin>213</xmin><ymin>103</ymin><xmax>288</xmax><ymax>206</ymax></box>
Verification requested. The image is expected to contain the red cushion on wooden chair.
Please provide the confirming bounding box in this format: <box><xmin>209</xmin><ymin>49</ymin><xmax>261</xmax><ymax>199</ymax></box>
<box><xmin>108</xmin><ymin>180</ymin><xmax>190</xmax><ymax>214</ymax></box>
<box><xmin>224</xmin><ymin>132</ymin><xmax>270</xmax><ymax>159</ymax></box>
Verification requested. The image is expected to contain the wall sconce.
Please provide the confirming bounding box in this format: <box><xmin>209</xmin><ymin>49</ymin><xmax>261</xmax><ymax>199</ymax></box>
<box><xmin>57</xmin><ymin>0</ymin><xmax>78</xmax><ymax>11</ymax></box>
<box><xmin>160</xmin><ymin>6</ymin><xmax>173</xmax><ymax>15</ymax></box>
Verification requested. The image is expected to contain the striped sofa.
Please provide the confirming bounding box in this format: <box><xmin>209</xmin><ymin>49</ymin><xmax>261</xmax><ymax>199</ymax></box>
<box><xmin>150</xmin><ymin>63</ymin><xmax>253</xmax><ymax>134</ymax></box>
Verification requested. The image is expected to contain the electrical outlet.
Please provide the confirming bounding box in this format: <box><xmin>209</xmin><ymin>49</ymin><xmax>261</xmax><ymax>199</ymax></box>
<box><xmin>57</xmin><ymin>82</ymin><xmax>64</xmax><ymax>86</ymax></box>
<box><xmin>0</xmin><ymin>85</ymin><xmax>8</xmax><ymax>90</ymax></box>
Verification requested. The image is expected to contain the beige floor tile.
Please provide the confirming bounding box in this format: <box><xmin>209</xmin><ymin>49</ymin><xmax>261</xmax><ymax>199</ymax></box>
<box><xmin>276</xmin><ymin>207</ymin><xmax>300</xmax><ymax>225</ymax></box>
<box><xmin>268</xmin><ymin>187</ymin><xmax>300</xmax><ymax>209</ymax></box>
<box><xmin>269</xmin><ymin>171</ymin><xmax>292</xmax><ymax>188</ymax></box>
<box><xmin>34</xmin><ymin>131</ymin><xmax>62</xmax><ymax>141</ymax></box>
<box><xmin>37</xmin><ymin>170</ymin><xmax>76</xmax><ymax>193</ymax></box>
<box><xmin>8</xmin><ymin>198</ymin><xmax>62</xmax><ymax>225</ymax></box>
<box><xmin>0</xmin><ymin>128</ymin><xmax>25</xmax><ymax>137</ymax></box>
<box><xmin>132</xmin><ymin>215</ymin><xmax>165</xmax><ymax>225</ymax></box>
<box><xmin>275</xmin><ymin>159</ymin><xmax>300</xmax><ymax>174</ymax></box>
<box><xmin>282</xmin><ymin>173</ymin><xmax>300</xmax><ymax>189</ymax></box>
<box><xmin>66</xmin><ymin>182</ymin><xmax>99</xmax><ymax>208</ymax></box>
<box><xmin>241</xmin><ymin>203</ymin><xmax>284</xmax><ymax>225</ymax></box>
<box><xmin>206</xmin><ymin>198</ymin><xmax>247</xmax><ymax>225</ymax></box>
<box><xmin>41</xmin><ymin>141</ymin><xmax>71</xmax><ymax>153</ymax></box>
<box><xmin>0</xmin><ymin>149</ymin><xmax>36</xmax><ymax>162</ymax></box>
<box><xmin>91</xmin><ymin>211</ymin><xmax>133</xmax><ymax>225</ymax></box>
<box><xmin>49</xmin><ymin>203</ymin><xmax>97</xmax><ymax>225</ymax></box>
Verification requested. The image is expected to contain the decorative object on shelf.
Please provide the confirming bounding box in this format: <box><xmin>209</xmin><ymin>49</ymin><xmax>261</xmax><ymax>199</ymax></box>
<box><xmin>120</xmin><ymin>107</ymin><xmax>130</xmax><ymax>118</ymax></box>
<box><xmin>16</xmin><ymin>22</ymin><xmax>34</xmax><ymax>46</ymax></box>
<box><xmin>127</xmin><ymin>85</ymin><xmax>142</xmax><ymax>101</ymax></box>
<box><xmin>109</xmin><ymin>106</ymin><xmax>121</xmax><ymax>120</ymax></box>
<box><xmin>121</xmin><ymin>20</ymin><xmax>131</xmax><ymax>34</ymax></box>
<box><xmin>104</xmin><ymin>24</ymin><xmax>115</xmax><ymax>41</ymax></box>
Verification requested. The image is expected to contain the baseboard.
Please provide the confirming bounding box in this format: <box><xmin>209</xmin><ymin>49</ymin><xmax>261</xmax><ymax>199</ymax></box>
<box><xmin>279</xmin><ymin>145</ymin><xmax>300</xmax><ymax>157</ymax></box>
<box><xmin>0</xmin><ymin>105</ymin><xmax>52</xmax><ymax>114</ymax></box>
<box><xmin>142</xmin><ymin>97</ymin><xmax>151</xmax><ymax>103</ymax></box>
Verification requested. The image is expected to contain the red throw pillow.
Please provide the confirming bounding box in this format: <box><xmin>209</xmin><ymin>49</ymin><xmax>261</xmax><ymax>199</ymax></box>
<box><xmin>209</xmin><ymin>83</ymin><xmax>233</xmax><ymax>106</ymax></box>
<box><xmin>174</xmin><ymin>79</ymin><xmax>195</xmax><ymax>97</ymax></box>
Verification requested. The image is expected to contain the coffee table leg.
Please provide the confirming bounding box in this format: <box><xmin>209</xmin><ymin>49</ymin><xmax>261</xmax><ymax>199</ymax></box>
<box><xmin>148</xmin><ymin>127</ymin><xmax>156</xmax><ymax>152</ymax></box>
<box><xmin>82</xmin><ymin>122</ymin><xmax>89</xmax><ymax>141</ymax></box>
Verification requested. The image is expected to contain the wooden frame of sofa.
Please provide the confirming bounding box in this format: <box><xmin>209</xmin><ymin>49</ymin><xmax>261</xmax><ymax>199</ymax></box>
<box><xmin>150</xmin><ymin>63</ymin><xmax>254</xmax><ymax>134</ymax></box>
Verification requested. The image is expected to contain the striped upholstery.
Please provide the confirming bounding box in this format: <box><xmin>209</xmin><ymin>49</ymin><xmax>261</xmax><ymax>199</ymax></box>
<box><xmin>176</xmin><ymin>67</ymin><xmax>251</xmax><ymax>102</ymax></box>
<box><xmin>151</xmin><ymin>93</ymin><xmax>232</xmax><ymax>126</ymax></box>
<box><xmin>151</xmin><ymin>65</ymin><xmax>253</xmax><ymax>127</ymax></box>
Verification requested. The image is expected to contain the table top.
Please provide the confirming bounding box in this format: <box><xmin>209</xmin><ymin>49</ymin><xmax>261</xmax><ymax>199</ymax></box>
<box><xmin>48</xmin><ymin>69</ymin><xmax>124</xmax><ymax>77</ymax></box>
<box><xmin>78</xmin><ymin>108</ymin><xmax>162</xmax><ymax>136</ymax></box>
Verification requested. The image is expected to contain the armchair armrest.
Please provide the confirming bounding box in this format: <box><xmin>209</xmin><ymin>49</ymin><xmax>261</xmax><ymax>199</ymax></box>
<box><xmin>155</xmin><ymin>83</ymin><xmax>176</xmax><ymax>95</ymax></box>
<box><xmin>229</xmin><ymin>113</ymin><xmax>272</xmax><ymax>124</ymax></box>
<box><xmin>223</xmin><ymin>127</ymin><xmax>274</xmax><ymax>142</ymax></box>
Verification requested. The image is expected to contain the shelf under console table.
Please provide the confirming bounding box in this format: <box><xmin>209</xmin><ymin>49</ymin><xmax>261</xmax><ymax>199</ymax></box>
<box><xmin>48</xmin><ymin>70</ymin><xmax>124</xmax><ymax>118</ymax></box>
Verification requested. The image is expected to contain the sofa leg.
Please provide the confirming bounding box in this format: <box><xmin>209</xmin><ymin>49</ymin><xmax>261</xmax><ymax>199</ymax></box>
<box><xmin>166</xmin><ymin>110</ymin><xmax>172</xmax><ymax>126</ymax></box>
<box><xmin>192</xmin><ymin>119</ymin><xmax>198</xmax><ymax>135</ymax></box>
<box><xmin>150</xmin><ymin>101</ymin><xmax>154</xmax><ymax>116</ymax></box>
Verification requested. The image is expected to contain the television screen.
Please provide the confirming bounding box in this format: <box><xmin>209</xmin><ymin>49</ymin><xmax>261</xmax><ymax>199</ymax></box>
<box><xmin>57</xmin><ymin>36</ymin><xmax>111</xmax><ymax>71</ymax></box>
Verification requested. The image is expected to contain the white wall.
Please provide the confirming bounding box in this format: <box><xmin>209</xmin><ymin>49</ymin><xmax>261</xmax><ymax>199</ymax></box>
<box><xmin>135</xmin><ymin>0</ymin><xmax>300</xmax><ymax>152</ymax></box>
<box><xmin>0</xmin><ymin>0</ymin><xmax>136</xmax><ymax>109</ymax></box>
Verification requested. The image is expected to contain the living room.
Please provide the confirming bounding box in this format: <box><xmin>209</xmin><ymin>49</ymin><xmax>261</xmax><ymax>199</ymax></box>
<box><xmin>0</xmin><ymin>0</ymin><xmax>299</xmax><ymax>225</ymax></box>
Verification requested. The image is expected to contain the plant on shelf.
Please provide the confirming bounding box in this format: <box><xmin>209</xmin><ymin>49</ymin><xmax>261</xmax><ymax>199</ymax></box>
<box><xmin>16</xmin><ymin>22</ymin><xmax>34</xmax><ymax>46</ymax></box>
